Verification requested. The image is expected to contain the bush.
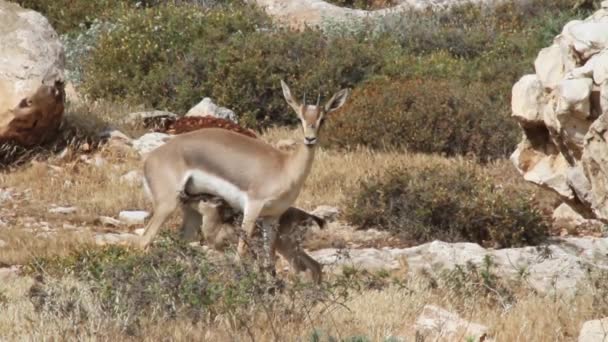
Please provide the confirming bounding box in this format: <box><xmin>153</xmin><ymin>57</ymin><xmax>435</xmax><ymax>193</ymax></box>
<box><xmin>81</xmin><ymin>3</ymin><xmax>383</xmax><ymax>128</ymax></box>
<box><xmin>344</xmin><ymin>158</ymin><xmax>548</xmax><ymax>248</ymax></box>
<box><xmin>15</xmin><ymin>0</ymin><xmax>131</xmax><ymax>33</ymax></box>
<box><xmin>325</xmin><ymin>78</ymin><xmax>519</xmax><ymax>160</ymax></box>
<box><xmin>15</xmin><ymin>0</ymin><xmax>239</xmax><ymax>33</ymax></box>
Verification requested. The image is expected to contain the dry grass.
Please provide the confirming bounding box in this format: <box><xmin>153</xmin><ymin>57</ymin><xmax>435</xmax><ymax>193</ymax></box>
<box><xmin>0</xmin><ymin>270</ymin><xmax>600</xmax><ymax>341</ymax></box>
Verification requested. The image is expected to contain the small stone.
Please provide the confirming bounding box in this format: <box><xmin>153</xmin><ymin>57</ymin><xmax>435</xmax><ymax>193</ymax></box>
<box><xmin>186</xmin><ymin>97</ymin><xmax>237</xmax><ymax>122</ymax></box>
<box><xmin>578</xmin><ymin>317</ymin><xmax>608</xmax><ymax>342</ymax></box>
<box><xmin>414</xmin><ymin>305</ymin><xmax>490</xmax><ymax>342</ymax></box>
<box><xmin>311</xmin><ymin>205</ymin><xmax>340</xmax><ymax>221</ymax></box>
<box><xmin>119</xmin><ymin>211</ymin><xmax>150</xmax><ymax>225</ymax></box>
<box><xmin>97</xmin><ymin>216</ymin><xmax>123</xmax><ymax>227</ymax></box>
<box><xmin>49</xmin><ymin>206</ymin><xmax>77</xmax><ymax>214</ymax></box>
<box><xmin>131</xmin><ymin>132</ymin><xmax>174</xmax><ymax>156</ymax></box>
<box><xmin>134</xmin><ymin>228</ymin><xmax>145</xmax><ymax>236</ymax></box>
<box><xmin>0</xmin><ymin>239</ymin><xmax>6</xmax><ymax>248</ymax></box>
<box><xmin>95</xmin><ymin>233</ymin><xmax>138</xmax><ymax>246</ymax></box>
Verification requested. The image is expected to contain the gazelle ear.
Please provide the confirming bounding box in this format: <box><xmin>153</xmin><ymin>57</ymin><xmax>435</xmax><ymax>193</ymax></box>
<box><xmin>281</xmin><ymin>80</ymin><xmax>301</xmax><ymax>114</ymax></box>
<box><xmin>324</xmin><ymin>88</ymin><xmax>349</xmax><ymax>113</ymax></box>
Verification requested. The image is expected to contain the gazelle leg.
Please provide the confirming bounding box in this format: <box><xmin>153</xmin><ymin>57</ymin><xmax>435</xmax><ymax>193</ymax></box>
<box><xmin>236</xmin><ymin>201</ymin><xmax>264</xmax><ymax>259</ymax></box>
<box><xmin>137</xmin><ymin>196</ymin><xmax>179</xmax><ymax>249</ymax></box>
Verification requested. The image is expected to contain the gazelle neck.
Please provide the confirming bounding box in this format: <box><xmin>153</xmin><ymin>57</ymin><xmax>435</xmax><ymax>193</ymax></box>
<box><xmin>285</xmin><ymin>142</ymin><xmax>316</xmax><ymax>188</ymax></box>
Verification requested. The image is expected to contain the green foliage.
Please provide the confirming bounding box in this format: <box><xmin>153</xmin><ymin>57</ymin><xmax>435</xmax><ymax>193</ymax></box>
<box><xmin>325</xmin><ymin>78</ymin><xmax>518</xmax><ymax>160</ymax></box>
<box><xmin>81</xmin><ymin>3</ymin><xmax>382</xmax><ymax>128</ymax></box>
<box><xmin>15</xmin><ymin>0</ymin><xmax>239</xmax><ymax>33</ymax></box>
<box><xmin>15</xmin><ymin>0</ymin><xmax>131</xmax><ymax>33</ymax></box>
<box><xmin>344</xmin><ymin>159</ymin><xmax>548</xmax><ymax>248</ymax></box>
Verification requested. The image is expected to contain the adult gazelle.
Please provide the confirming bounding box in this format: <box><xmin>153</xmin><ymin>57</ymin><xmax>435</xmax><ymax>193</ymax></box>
<box><xmin>137</xmin><ymin>80</ymin><xmax>348</xmax><ymax>265</ymax></box>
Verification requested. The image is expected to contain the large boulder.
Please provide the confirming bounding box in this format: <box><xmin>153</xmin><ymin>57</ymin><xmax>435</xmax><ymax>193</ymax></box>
<box><xmin>511</xmin><ymin>2</ymin><xmax>608</xmax><ymax>222</ymax></box>
<box><xmin>0</xmin><ymin>0</ymin><xmax>65</xmax><ymax>146</ymax></box>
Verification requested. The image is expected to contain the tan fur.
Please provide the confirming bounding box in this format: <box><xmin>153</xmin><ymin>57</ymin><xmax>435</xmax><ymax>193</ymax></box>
<box><xmin>137</xmin><ymin>80</ymin><xmax>348</xmax><ymax>270</ymax></box>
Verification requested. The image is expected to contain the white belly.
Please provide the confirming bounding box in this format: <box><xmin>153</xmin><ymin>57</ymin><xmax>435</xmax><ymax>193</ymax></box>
<box><xmin>183</xmin><ymin>170</ymin><xmax>247</xmax><ymax>211</ymax></box>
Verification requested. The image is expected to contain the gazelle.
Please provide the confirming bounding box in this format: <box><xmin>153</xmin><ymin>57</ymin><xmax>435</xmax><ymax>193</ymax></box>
<box><xmin>137</xmin><ymin>80</ymin><xmax>348</xmax><ymax>265</ymax></box>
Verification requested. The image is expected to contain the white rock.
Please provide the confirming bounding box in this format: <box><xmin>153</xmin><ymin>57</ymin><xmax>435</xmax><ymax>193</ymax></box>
<box><xmin>95</xmin><ymin>233</ymin><xmax>139</xmax><ymax>246</ymax></box>
<box><xmin>578</xmin><ymin>317</ymin><xmax>608</xmax><ymax>342</ymax></box>
<box><xmin>535</xmin><ymin>44</ymin><xmax>571</xmax><ymax>90</ymax></box>
<box><xmin>134</xmin><ymin>228</ymin><xmax>146</xmax><ymax>236</ymax></box>
<box><xmin>512</xmin><ymin>74</ymin><xmax>545</xmax><ymax>123</ymax></box>
<box><xmin>593</xmin><ymin>50</ymin><xmax>608</xmax><ymax>84</ymax></box>
<box><xmin>48</xmin><ymin>206</ymin><xmax>77</xmax><ymax>214</ymax></box>
<box><xmin>414</xmin><ymin>305</ymin><xmax>490</xmax><ymax>342</ymax></box>
<box><xmin>556</xmin><ymin>78</ymin><xmax>594</xmax><ymax>118</ymax></box>
<box><xmin>97</xmin><ymin>216</ymin><xmax>122</xmax><ymax>227</ymax></box>
<box><xmin>311</xmin><ymin>237</ymin><xmax>608</xmax><ymax>295</ymax></box>
<box><xmin>311</xmin><ymin>205</ymin><xmax>340</xmax><ymax>222</ymax></box>
<box><xmin>185</xmin><ymin>97</ymin><xmax>237</xmax><ymax>122</ymax></box>
<box><xmin>118</xmin><ymin>210</ymin><xmax>150</xmax><ymax>225</ymax></box>
<box><xmin>131</xmin><ymin>132</ymin><xmax>173</xmax><ymax>156</ymax></box>
<box><xmin>567</xmin><ymin>22</ymin><xmax>608</xmax><ymax>60</ymax></box>
<box><xmin>553</xmin><ymin>203</ymin><xmax>587</xmax><ymax>227</ymax></box>
<box><xmin>0</xmin><ymin>188</ymin><xmax>12</xmax><ymax>203</ymax></box>
<box><xmin>0</xmin><ymin>239</ymin><xmax>6</xmax><ymax>248</ymax></box>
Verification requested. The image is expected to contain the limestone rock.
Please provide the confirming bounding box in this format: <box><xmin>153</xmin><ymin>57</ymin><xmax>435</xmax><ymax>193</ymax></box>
<box><xmin>131</xmin><ymin>132</ymin><xmax>173</xmax><ymax>156</ymax></box>
<box><xmin>0</xmin><ymin>0</ymin><xmax>64</xmax><ymax>114</ymax></box>
<box><xmin>582</xmin><ymin>113</ymin><xmax>608</xmax><ymax>221</ymax></box>
<box><xmin>512</xmin><ymin>74</ymin><xmax>545</xmax><ymax>124</ymax></box>
<box><xmin>311</xmin><ymin>205</ymin><xmax>340</xmax><ymax>222</ymax></box>
<box><xmin>185</xmin><ymin>97</ymin><xmax>237</xmax><ymax>123</ymax></box>
<box><xmin>97</xmin><ymin>216</ymin><xmax>122</xmax><ymax>227</ymax></box>
<box><xmin>511</xmin><ymin>6</ymin><xmax>608</xmax><ymax>221</ymax></box>
<box><xmin>48</xmin><ymin>206</ymin><xmax>77</xmax><ymax>214</ymax></box>
<box><xmin>312</xmin><ymin>237</ymin><xmax>608</xmax><ymax>295</ymax></box>
<box><xmin>118</xmin><ymin>210</ymin><xmax>150</xmax><ymax>225</ymax></box>
<box><xmin>579</xmin><ymin>317</ymin><xmax>608</xmax><ymax>342</ymax></box>
<box><xmin>414</xmin><ymin>305</ymin><xmax>490</xmax><ymax>342</ymax></box>
<box><xmin>535</xmin><ymin>45</ymin><xmax>572</xmax><ymax>90</ymax></box>
<box><xmin>566</xmin><ymin>22</ymin><xmax>608</xmax><ymax>60</ymax></box>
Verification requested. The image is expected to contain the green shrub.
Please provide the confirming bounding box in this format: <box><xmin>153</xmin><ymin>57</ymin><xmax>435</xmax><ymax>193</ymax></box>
<box><xmin>81</xmin><ymin>3</ymin><xmax>383</xmax><ymax>128</ymax></box>
<box><xmin>344</xmin><ymin>158</ymin><xmax>548</xmax><ymax>248</ymax></box>
<box><xmin>15</xmin><ymin>0</ymin><xmax>131</xmax><ymax>33</ymax></box>
<box><xmin>325</xmin><ymin>78</ymin><xmax>518</xmax><ymax>160</ymax></box>
<box><xmin>15</xmin><ymin>0</ymin><xmax>239</xmax><ymax>33</ymax></box>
